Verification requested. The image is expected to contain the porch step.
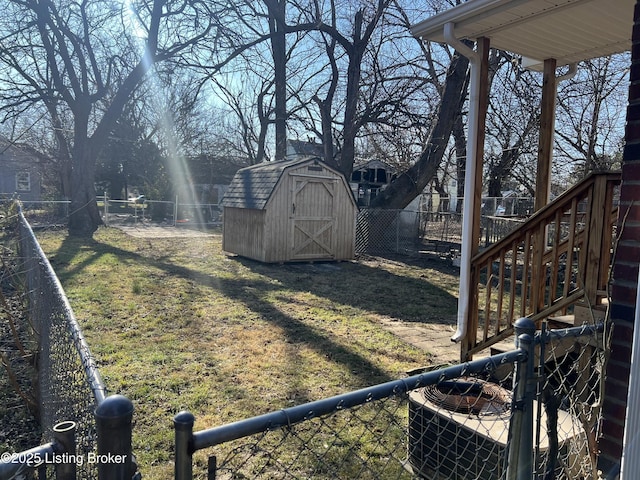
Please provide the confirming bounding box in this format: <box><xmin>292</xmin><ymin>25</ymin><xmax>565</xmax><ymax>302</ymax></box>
<box><xmin>573</xmin><ymin>304</ymin><xmax>607</xmax><ymax>324</ymax></box>
<box><xmin>490</xmin><ymin>336</ymin><xmax>579</xmax><ymax>365</ymax></box>
<box><xmin>547</xmin><ymin>314</ymin><xmax>575</xmax><ymax>329</ymax></box>
<box><xmin>489</xmin><ymin>324</ymin><xmax>580</xmax><ymax>364</ymax></box>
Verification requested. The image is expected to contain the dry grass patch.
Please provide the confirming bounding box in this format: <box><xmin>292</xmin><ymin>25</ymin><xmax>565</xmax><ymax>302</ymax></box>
<box><xmin>36</xmin><ymin>226</ymin><xmax>458</xmax><ymax>479</ymax></box>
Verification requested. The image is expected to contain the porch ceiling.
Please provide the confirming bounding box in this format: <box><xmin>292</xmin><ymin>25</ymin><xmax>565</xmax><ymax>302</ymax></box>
<box><xmin>410</xmin><ymin>0</ymin><xmax>634</xmax><ymax>70</ymax></box>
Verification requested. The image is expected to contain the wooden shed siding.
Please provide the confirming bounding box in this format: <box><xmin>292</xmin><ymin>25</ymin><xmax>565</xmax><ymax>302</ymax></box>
<box><xmin>263</xmin><ymin>176</ymin><xmax>292</xmax><ymax>262</ymax></box>
<box><xmin>222</xmin><ymin>207</ymin><xmax>266</xmax><ymax>261</ymax></box>
<box><xmin>290</xmin><ymin>175</ymin><xmax>335</xmax><ymax>260</ymax></box>
<box><xmin>222</xmin><ymin>159</ymin><xmax>357</xmax><ymax>263</ymax></box>
<box><xmin>335</xmin><ymin>204</ymin><xmax>356</xmax><ymax>259</ymax></box>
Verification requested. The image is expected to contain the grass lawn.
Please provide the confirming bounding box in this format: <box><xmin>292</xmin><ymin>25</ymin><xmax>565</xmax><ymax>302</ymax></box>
<box><xmin>35</xmin><ymin>226</ymin><xmax>459</xmax><ymax>479</ymax></box>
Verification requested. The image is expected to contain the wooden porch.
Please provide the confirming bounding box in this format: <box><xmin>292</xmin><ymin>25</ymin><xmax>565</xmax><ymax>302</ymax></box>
<box><xmin>461</xmin><ymin>172</ymin><xmax>620</xmax><ymax>361</ymax></box>
<box><xmin>409</xmin><ymin>0</ymin><xmax>636</xmax><ymax>471</ymax></box>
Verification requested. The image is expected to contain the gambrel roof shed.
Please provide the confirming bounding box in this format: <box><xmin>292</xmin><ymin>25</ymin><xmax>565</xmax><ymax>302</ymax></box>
<box><xmin>221</xmin><ymin>158</ymin><xmax>358</xmax><ymax>263</ymax></box>
<box><xmin>222</xmin><ymin>159</ymin><xmax>295</xmax><ymax>210</ymax></box>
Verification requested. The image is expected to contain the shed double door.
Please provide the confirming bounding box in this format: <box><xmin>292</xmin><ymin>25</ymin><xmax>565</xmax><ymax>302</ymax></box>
<box><xmin>289</xmin><ymin>174</ymin><xmax>337</xmax><ymax>260</ymax></box>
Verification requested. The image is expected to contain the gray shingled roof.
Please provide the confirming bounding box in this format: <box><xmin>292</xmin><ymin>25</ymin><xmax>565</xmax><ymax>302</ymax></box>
<box><xmin>287</xmin><ymin>139</ymin><xmax>324</xmax><ymax>158</ymax></box>
<box><xmin>221</xmin><ymin>158</ymin><xmax>312</xmax><ymax>209</ymax></box>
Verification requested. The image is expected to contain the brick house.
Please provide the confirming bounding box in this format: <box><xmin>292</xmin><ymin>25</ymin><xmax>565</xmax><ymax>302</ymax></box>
<box><xmin>599</xmin><ymin>1</ymin><xmax>640</xmax><ymax>474</ymax></box>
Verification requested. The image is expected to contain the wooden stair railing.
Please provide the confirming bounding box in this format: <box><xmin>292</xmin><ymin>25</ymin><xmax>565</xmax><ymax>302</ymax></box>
<box><xmin>461</xmin><ymin>172</ymin><xmax>621</xmax><ymax>361</ymax></box>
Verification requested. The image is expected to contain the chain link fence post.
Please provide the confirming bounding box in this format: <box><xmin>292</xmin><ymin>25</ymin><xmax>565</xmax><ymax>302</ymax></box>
<box><xmin>53</xmin><ymin>421</ymin><xmax>77</xmax><ymax>480</ymax></box>
<box><xmin>174</xmin><ymin>411</ymin><xmax>195</xmax><ymax>480</ymax></box>
<box><xmin>103</xmin><ymin>192</ymin><xmax>109</xmax><ymax>226</ymax></box>
<box><xmin>95</xmin><ymin>395</ymin><xmax>135</xmax><ymax>480</ymax></box>
<box><xmin>506</xmin><ymin>317</ymin><xmax>536</xmax><ymax>480</ymax></box>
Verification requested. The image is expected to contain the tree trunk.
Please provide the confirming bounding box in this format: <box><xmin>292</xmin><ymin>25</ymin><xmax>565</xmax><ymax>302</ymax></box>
<box><xmin>370</xmin><ymin>51</ymin><xmax>469</xmax><ymax>209</ymax></box>
<box><xmin>453</xmin><ymin>113</ymin><xmax>467</xmax><ymax>212</ymax></box>
<box><xmin>314</xmin><ymin>95</ymin><xmax>339</xmax><ymax>170</ymax></box>
<box><xmin>487</xmin><ymin>148</ymin><xmax>517</xmax><ymax>198</ymax></box>
<box><xmin>268</xmin><ymin>0</ymin><xmax>287</xmax><ymax>160</ymax></box>
<box><xmin>338</xmin><ymin>10</ymin><xmax>365</xmax><ymax>179</ymax></box>
<box><xmin>68</xmin><ymin>141</ymin><xmax>102</xmax><ymax>236</ymax></box>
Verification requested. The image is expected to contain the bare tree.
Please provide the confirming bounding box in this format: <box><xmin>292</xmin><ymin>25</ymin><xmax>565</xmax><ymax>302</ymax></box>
<box><xmin>555</xmin><ymin>54</ymin><xmax>629</xmax><ymax>178</ymax></box>
<box><xmin>484</xmin><ymin>53</ymin><xmax>540</xmax><ymax>198</ymax></box>
<box><xmin>203</xmin><ymin>0</ymin><xmax>464</xmax><ymax>211</ymax></box>
<box><xmin>290</xmin><ymin>0</ymin><xmax>396</xmax><ymax>177</ymax></box>
<box><xmin>265</xmin><ymin>0</ymin><xmax>288</xmax><ymax>160</ymax></box>
<box><xmin>0</xmin><ymin>0</ymin><xmax>216</xmax><ymax>235</ymax></box>
<box><xmin>369</xmin><ymin>47</ymin><xmax>469</xmax><ymax>208</ymax></box>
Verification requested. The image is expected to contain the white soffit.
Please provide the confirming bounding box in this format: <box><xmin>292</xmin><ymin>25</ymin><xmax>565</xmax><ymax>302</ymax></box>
<box><xmin>410</xmin><ymin>0</ymin><xmax>634</xmax><ymax>68</ymax></box>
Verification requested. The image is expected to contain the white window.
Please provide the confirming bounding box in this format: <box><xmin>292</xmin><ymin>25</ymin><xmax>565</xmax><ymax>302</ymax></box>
<box><xmin>16</xmin><ymin>172</ymin><xmax>31</xmax><ymax>191</ymax></box>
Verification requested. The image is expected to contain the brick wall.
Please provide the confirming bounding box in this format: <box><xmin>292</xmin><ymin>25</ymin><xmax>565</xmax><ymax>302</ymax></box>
<box><xmin>598</xmin><ymin>0</ymin><xmax>640</xmax><ymax>473</ymax></box>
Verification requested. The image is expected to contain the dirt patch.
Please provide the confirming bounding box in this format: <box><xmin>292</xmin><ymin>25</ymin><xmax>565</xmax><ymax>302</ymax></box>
<box><xmin>115</xmin><ymin>224</ymin><xmax>218</xmax><ymax>238</ymax></box>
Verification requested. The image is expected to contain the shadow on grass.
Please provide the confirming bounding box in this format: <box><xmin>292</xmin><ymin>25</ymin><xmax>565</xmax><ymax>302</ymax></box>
<box><xmin>51</xmin><ymin>233</ymin><xmax>458</xmax><ymax>327</ymax></box>
<box><xmin>46</xmin><ymin>234</ymin><xmax>403</xmax><ymax>394</ymax></box>
<box><xmin>231</xmin><ymin>256</ymin><xmax>458</xmax><ymax>326</ymax></box>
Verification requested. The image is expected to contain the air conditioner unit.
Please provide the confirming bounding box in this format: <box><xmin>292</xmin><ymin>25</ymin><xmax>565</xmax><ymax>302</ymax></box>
<box><xmin>407</xmin><ymin>378</ymin><xmax>589</xmax><ymax>480</ymax></box>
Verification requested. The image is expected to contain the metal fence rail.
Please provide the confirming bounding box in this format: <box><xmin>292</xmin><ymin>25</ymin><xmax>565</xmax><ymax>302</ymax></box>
<box><xmin>175</xmin><ymin>349</ymin><xmax>523</xmax><ymax>480</ymax></box>
<box><xmin>3</xmin><ymin>207</ymin><xmax>606</xmax><ymax>480</ymax></box>
<box><xmin>0</xmin><ymin>421</ymin><xmax>77</xmax><ymax>480</ymax></box>
<box><xmin>14</xmin><ymin>207</ymin><xmax>107</xmax><ymax>479</ymax></box>
<box><xmin>101</xmin><ymin>197</ymin><xmax>220</xmax><ymax>228</ymax></box>
<box><xmin>17</xmin><ymin>198</ymin><xmax>222</xmax><ymax>230</ymax></box>
<box><xmin>19</xmin><ymin>201</ymin><xmax>517</xmax><ymax>257</ymax></box>
<box><xmin>175</xmin><ymin>320</ymin><xmax>604</xmax><ymax>480</ymax></box>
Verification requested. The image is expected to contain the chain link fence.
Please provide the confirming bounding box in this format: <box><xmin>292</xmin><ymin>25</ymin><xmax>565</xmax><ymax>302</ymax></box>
<box><xmin>101</xmin><ymin>197</ymin><xmax>221</xmax><ymax>228</ymax></box>
<box><xmin>176</xmin><ymin>321</ymin><xmax>605</xmax><ymax>480</ymax></box>
<box><xmin>355</xmin><ymin>209</ymin><xmax>421</xmax><ymax>256</ymax></box>
<box><xmin>14</xmin><ymin>206</ymin><xmax>107</xmax><ymax>479</ymax></box>
<box><xmin>19</xmin><ymin>200</ymin><xmax>70</xmax><ymax>228</ymax></box>
<box><xmin>17</xmin><ymin>198</ymin><xmax>521</xmax><ymax>255</ymax></box>
<box><xmin>355</xmin><ymin>209</ymin><xmax>525</xmax><ymax>257</ymax></box>
<box><xmin>535</xmin><ymin>323</ymin><xmax>605</xmax><ymax>478</ymax></box>
<box><xmin>3</xmin><ymin>204</ymin><xmax>606</xmax><ymax>480</ymax></box>
<box><xmin>15</xmin><ymin>197</ymin><xmax>222</xmax><ymax>230</ymax></box>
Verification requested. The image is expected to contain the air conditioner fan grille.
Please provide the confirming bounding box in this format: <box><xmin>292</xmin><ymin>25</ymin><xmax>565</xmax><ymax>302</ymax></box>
<box><xmin>421</xmin><ymin>377</ymin><xmax>511</xmax><ymax>415</ymax></box>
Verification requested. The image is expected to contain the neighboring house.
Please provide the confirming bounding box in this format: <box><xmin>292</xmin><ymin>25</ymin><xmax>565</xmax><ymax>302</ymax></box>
<box><xmin>174</xmin><ymin>183</ymin><xmax>229</xmax><ymax>205</ymax></box>
<box><xmin>286</xmin><ymin>141</ymin><xmax>397</xmax><ymax>207</ymax></box>
<box><xmin>285</xmin><ymin>139</ymin><xmax>326</xmax><ymax>161</ymax></box>
<box><xmin>350</xmin><ymin>159</ymin><xmax>395</xmax><ymax>207</ymax></box>
<box><xmin>173</xmin><ymin>154</ymin><xmax>246</xmax><ymax>207</ymax></box>
<box><xmin>0</xmin><ymin>136</ymin><xmax>42</xmax><ymax>201</ymax></box>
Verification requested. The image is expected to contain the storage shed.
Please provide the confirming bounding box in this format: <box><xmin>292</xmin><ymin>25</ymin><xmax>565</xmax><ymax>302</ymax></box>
<box><xmin>221</xmin><ymin>158</ymin><xmax>358</xmax><ymax>263</ymax></box>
